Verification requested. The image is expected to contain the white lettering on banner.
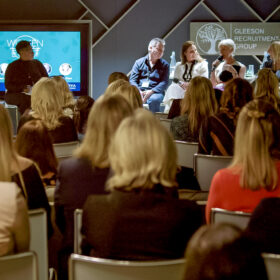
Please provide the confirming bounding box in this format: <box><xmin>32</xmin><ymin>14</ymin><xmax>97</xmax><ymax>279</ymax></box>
<box><xmin>234</xmin><ymin>36</ymin><xmax>280</xmax><ymax>42</ymax></box>
<box><xmin>236</xmin><ymin>44</ymin><xmax>257</xmax><ymax>50</ymax></box>
<box><xmin>234</xmin><ymin>28</ymin><xmax>265</xmax><ymax>35</ymax></box>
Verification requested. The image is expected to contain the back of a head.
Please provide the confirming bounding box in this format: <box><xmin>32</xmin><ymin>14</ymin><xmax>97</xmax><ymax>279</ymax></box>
<box><xmin>15</xmin><ymin>119</ymin><xmax>57</xmax><ymax>175</ymax></box>
<box><xmin>184</xmin><ymin>223</ymin><xmax>267</xmax><ymax>280</ymax></box>
<box><xmin>31</xmin><ymin>77</ymin><xmax>64</xmax><ymax>129</ymax></box>
<box><xmin>270</xmin><ymin>41</ymin><xmax>280</xmax><ymax>61</ymax></box>
<box><xmin>0</xmin><ymin>105</ymin><xmax>15</xmax><ymax>181</ymax></box>
<box><xmin>221</xmin><ymin>78</ymin><xmax>253</xmax><ymax>119</ymax></box>
<box><xmin>181</xmin><ymin>76</ymin><xmax>217</xmax><ymax>134</ymax></box>
<box><xmin>108</xmin><ymin>72</ymin><xmax>129</xmax><ymax>84</ymax></box>
<box><xmin>75</xmin><ymin>95</ymin><xmax>133</xmax><ymax>168</ymax></box>
<box><xmin>254</xmin><ymin>69</ymin><xmax>279</xmax><ymax>108</ymax></box>
<box><xmin>73</xmin><ymin>96</ymin><xmax>95</xmax><ymax>134</ymax></box>
<box><xmin>232</xmin><ymin>99</ymin><xmax>280</xmax><ymax>190</ymax></box>
<box><xmin>104</xmin><ymin>79</ymin><xmax>129</xmax><ymax>96</ymax></box>
<box><xmin>51</xmin><ymin>75</ymin><xmax>74</xmax><ymax>107</ymax></box>
<box><xmin>114</xmin><ymin>83</ymin><xmax>143</xmax><ymax>109</ymax></box>
<box><xmin>219</xmin><ymin>70</ymin><xmax>233</xmax><ymax>83</ymax></box>
<box><xmin>107</xmin><ymin>109</ymin><xmax>177</xmax><ymax>191</ymax></box>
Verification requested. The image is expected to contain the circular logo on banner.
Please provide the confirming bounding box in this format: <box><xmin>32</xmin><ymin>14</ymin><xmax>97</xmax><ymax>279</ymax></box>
<box><xmin>196</xmin><ymin>23</ymin><xmax>228</xmax><ymax>55</ymax></box>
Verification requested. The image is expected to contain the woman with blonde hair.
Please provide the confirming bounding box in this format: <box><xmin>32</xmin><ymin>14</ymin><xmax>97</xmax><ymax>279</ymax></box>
<box><xmin>52</xmin><ymin>75</ymin><xmax>76</xmax><ymax>117</ymax></box>
<box><xmin>163</xmin><ymin>41</ymin><xmax>208</xmax><ymax>112</ymax></box>
<box><xmin>206</xmin><ymin>99</ymin><xmax>280</xmax><ymax>223</ymax></box>
<box><xmin>170</xmin><ymin>76</ymin><xmax>217</xmax><ymax>141</ymax></box>
<box><xmin>105</xmin><ymin>80</ymin><xmax>143</xmax><ymax>109</ymax></box>
<box><xmin>254</xmin><ymin>68</ymin><xmax>280</xmax><ymax>111</ymax></box>
<box><xmin>261</xmin><ymin>40</ymin><xmax>280</xmax><ymax>79</ymax></box>
<box><xmin>0</xmin><ymin>104</ymin><xmax>52</xmax><ymax>237</ymax></box>
<box><xmin>199</xmin><ymin>78</ymin><xmax>253</xmax><ymax>155</ymax></box>
<box><xmin>18</xmin><ymin>77</ymin><xmax>77</xmax><ymax>143</ymax></box>
<box><xmin>55</xmin><ymin>95</ymin><xmax>133</xmax><ymax>280</ymax></box>
<box><xmin>81</xmin><ymin>109</ymin><xmax>202</xmax><ymax>259</ymax></box>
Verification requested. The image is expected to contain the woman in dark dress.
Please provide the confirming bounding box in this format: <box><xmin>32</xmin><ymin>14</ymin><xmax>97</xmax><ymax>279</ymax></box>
<box><xmin>55</xmin><ymin>95</ymin><xmax>133</xmax><ymax>280</ymax></box>
<box><xmin>82</xmin><ymin>109</ymin><xmax>203</xmax><ymax>260</ymax></box>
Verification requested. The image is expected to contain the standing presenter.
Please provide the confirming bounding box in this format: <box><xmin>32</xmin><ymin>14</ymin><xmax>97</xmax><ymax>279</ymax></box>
<box><xmin>5</xmin><ymin>40</ymin><xmax>48</xmax><ymax>114</ymax></box>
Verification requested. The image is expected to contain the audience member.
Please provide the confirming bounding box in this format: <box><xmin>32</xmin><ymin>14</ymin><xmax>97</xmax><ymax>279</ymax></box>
<box><xmin>55</xmin><ymin>95</ymin><xmax>133</xmax><ymax>280</ymax></box>
<box><xmin>18</xmin><ymin>77</ymin><xmax>77</xmax><ymax>143</ymax></box>
<box><xmin>108</xmin><ymin>71</ymin><xmax>129</xmax><ymax>84</ymax></box>
<box><xmin>183</xmin><ymin>223</ymin><xmax>267</xmax><ymax>280</ymax></box>
<box><xmin>81</xmin><ymin>109</ymin><xmax>202</xmax><ymax>259</ymax></box>
<box><xmin>211</xmin><ymin>39</ymin><xmax>246</xmax><ymax>86</ymax></box>
<box><xmin>4</xmin><ymin>40</ymin><xmax>48</xmax><ymax>114</ymax></box>
<box><xmin>105</xmin><ymin>80</ymin><xmax>143</xmax><ymax>109</ymax></box>
<box><xmin>261</xmin><ymin>40</ymin><xmax>280</xmax><ymax>80</ymax></box>
<box><xmin>163</xmin><ymin>41</ymin><xmax>208</xmax><ymax>113</ymax></box>
<box><xmin>0</xmin><ymin>182</ymin><xmax>29</xmax><ymax>257</ymax></box>
<box><xmin>170</xmin><ymin>76</ymin><xmax>217</xmax><ymax>141</ymax></box>
<box><xmin>15</xmin><ymin>119</ymin><xmax>58</xmax><ymax>186</ymax></box>
<box><xmin>73</xmin><ymin>96</ymin><xmax>94</xmax><ymax>136</ymax></box>
<box><xmin>199</xmin><ymin>78</ymin><xmax>253</xmax><ymax>156</ymax></box>
<box><xmin>130</xmin><ymin>38</ymin><xmax>169</xmax><ymax>113</ymax></box>
<box><xmin>104</xmin><ymin>79</ymin><xmax>128</xmax><ymax>95</ymax></box>
<box><xmin>254</xmin><ymin>68</ymin><xmax>280</xmax><ymax>111</ymax></box>
<box><xmin>52</xmin><ymin>75</ymin><xmax>76</xmax><ymax>118</ymax></box>
<box><xmin>0</xmin><ymin>104</ymin><xmax>52</xmax><ymax>237</ymax></box>
<box><xmin>246</xmin><ymin>197</ymin><xmax>280</xmax><ymax>254</ymax></box>
<box><xmin>206</xmin><ymin>99</ymin><xmax>280</xmax><ymax>223</ymax></box>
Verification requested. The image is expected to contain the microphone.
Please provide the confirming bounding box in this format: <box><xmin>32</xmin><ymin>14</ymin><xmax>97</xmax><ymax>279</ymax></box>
<box><xmin>173</xmin><ymin>78</ymin><xmax>183</xmax><ymax>85</ymax></box>
<box><xmin>212</xmin><ymin>55</ymin><xmax>223</xmax><ymax>71</ymax></box>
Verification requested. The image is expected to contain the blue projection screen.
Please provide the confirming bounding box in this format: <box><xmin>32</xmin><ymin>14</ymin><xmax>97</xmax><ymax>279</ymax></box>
<box><xmin>0</xmin><ymin>31</ymin><xmax>81</xmax><ymax>91</ymax></box>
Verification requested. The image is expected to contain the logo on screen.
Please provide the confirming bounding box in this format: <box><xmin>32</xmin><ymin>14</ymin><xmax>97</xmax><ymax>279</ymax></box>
<box><xmin>196</xmin><ymin>23</ymin><xmax>227</xmax><ymax>55</ymax></box>
<box><xmin>7</xmin><ymin>35</ymin><xmax>43</xmax><ymax>58</ymax></box>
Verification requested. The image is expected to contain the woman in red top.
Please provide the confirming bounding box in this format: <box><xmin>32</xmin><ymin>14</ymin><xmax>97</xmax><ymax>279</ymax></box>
<box><xmin>206</xmin><ymin>99</ymin><xmax>280</xmax><ymax>223</ymax></box>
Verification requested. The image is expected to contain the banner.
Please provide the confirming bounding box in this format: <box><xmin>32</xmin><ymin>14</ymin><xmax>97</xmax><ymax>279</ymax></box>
<box><xmin>190</xmin><ymin>22</ymin><xmax>280</xmax><ymax>55</ymax></box>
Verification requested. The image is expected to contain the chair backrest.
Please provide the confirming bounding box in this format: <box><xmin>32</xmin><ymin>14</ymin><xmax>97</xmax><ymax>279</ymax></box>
<box><xmin>74</xmin><ymin>209</ymin><xmax>83</xmax><ymax>254</ymax></box>
<box><xmin>4</xmin><ymin>103</ymin><xmax>19</xmax><ymax>135</ymax></box>
<box><xmin>210</xmin><ymin>208</ymin><xmax>251</xmax><ymax>230</ymax></box>
<box><xmin>155</xmin><ymin>112</ymin><xmax>168</xmax><ymax>119</ymax></box>
<box><xmin>0</xmin><ymin>251</ymin><xmax>38</xmax><ymax>280</ymax></box>
<box><xmin>175</xmin><ymin>140</ymin><xmax>198</xmax><ymax>168</ymax></box>
<box><xmin>194</xmin><ymin>153</ymin><xmax>233</xmax><ymax>191</ymax></box>
<box><xmin>28</xmin><ymin>209</ymin><xmax>48</xmax><ymax>280</ymax></box>
<box><xmin>53</xmin><ymin>141</ymin><xmax>79</xmax><ymax>161</ymax></box>
<box><xmin>69</xmin><ymin>254</ymin><xmax>186</xmax><ymax>280</ymax></box>
<box><xmin>262</xmin><ymin>253</ymin><xmax>280</xmax><ymax>280</ymax></box>
<box><xmin>159</xmin><ymin>118</ymin><xmax>172</xmax><ymax>132</ymax></box>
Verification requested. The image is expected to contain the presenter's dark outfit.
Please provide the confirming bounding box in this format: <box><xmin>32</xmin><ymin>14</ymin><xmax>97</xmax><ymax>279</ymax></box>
<box><xmin>5</xmin><ymin>59</ymin><xmax>48</xmax><ymax>114</ymax></box>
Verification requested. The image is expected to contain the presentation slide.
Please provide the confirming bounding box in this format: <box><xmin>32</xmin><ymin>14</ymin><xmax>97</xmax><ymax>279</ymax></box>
<box><xmin>0</xmin><ymin>31</ymin><xmax>81</xmax><ymax>91</ymax></box>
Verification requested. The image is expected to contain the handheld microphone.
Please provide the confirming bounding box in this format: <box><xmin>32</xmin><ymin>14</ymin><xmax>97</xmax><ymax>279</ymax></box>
<box><xmin>212</xmin><ymin>55</ymin><xmax>223</xmax><ymax>71</ymax></box>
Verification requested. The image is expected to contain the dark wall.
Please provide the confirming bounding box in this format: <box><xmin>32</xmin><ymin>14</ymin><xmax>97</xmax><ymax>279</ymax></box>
<box><xmin>1</xmin><ymin>0</ymin><xmax>279</xmax><ymax>99</ymax></box>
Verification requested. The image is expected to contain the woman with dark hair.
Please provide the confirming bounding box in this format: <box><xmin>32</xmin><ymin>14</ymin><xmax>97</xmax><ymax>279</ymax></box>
<box><xmin>15</xmin><ymin>119</ymin><xmax>58</xmax><ymax>186</ymax></box>
<box><xmin>184</xmin><ymin>224</ymin><xmax>267</xmax><ymax>280</ymax></box>
<box><xmin>199</xmin><ymin>78</ymin><xmax>253</xmax><ymax>156</ymax></box>
<box><xmin>163</xmin><ymin>41</ymin><xmax>208</xmax><ymax>113</ymax></box>
<box><xmin>73</xmin><ymin>95</ymin><xmax>94</xmax><ymax>136</ymax></box>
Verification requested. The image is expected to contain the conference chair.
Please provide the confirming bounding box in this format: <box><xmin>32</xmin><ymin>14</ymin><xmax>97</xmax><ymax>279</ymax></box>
<box><xmin>175</xmin><ymin>140</ymin><xmax>198</xmax><ymax>168</ymax></box>
<box><xmin>69</xmin><ymin>253</ymin><xmax>186</xmax><ymax>280</ymax></box>
<box><xmin>53</xmin><ymin>141</ymin><xmax>79</xmax><ymax>161</ymax></box>
<box><xmin>74</xmin><ymin>209</ymin><xmax>83</xmax><ymax>254</ymax></box>
<box><xmin>262</xmin><ymin>253</ymin><xmax>280</xmax><ymax>280</ymax></box>
<box><xmin>194</xmin><ymin>153</ymin><xmax>232</xmax><ymax>191</ymax></box>
<box><xmin>0</xmin><ymin>251</ymin><xmax>38</xmax><ymax>280</ymax></box>
<box><xmin>159</xmin><ymin>118</ymin><xmax>172</xmax><ymax>131</ymax></box>
<box><xmin>210</xmin><ymin>208</ymin><xmax>251</xmax><ymax>230</ymax></box>
<box><xmin>28</xmin><ymin>209</ymin><xmax>49</xmax><ymax>280</ymax></box>
<box><xmin>4</xmin><ymin>102</ymin><xmax>19</xmax><ymax>135</ymax></box>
